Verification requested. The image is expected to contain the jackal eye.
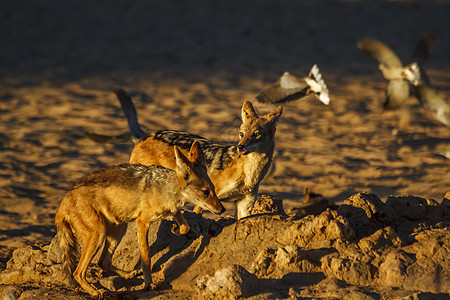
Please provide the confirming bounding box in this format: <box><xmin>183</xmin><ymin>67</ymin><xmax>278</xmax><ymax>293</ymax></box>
<box><xmin>201</xmin><ymin>189</ymin><xmax>210</xmax><ymax>196</ymax></box>
<box><xmin>253</xmin><ymin>131</ymin><xmax>262</xmax><ymax>139</ymax></box>
<box><xmin>239</xmin><ymin>132</ymin><xmax>244</xmax><ymax>139</ymax></box>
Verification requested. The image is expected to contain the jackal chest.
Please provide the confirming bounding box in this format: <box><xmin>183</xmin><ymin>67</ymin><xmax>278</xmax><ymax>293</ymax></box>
<box><xmin>213</xmin><ymin>153</ymin><xmax>270</xmax><ymax>201</ymax></box>
<box><xmin>215</xmin><ymin>179</ymin><xmax>241</xmax><ymax>200</ymax></box>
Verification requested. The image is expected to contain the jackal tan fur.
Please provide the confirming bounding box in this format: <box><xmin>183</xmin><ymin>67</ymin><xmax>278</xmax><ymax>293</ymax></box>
<box><xmin>55</xmin><ymin>141</ymin><xmax>224</xmax><ymax>297</ymax></box>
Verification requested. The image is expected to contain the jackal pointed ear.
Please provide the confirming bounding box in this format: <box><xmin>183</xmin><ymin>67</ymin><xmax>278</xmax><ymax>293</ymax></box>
<box><xmin>174</xmin><ymin>146</ymin><xmax>191</xmax><ymax>179</ymax></box>
<box><xmin>241</xmin><ymin>101</ymin><xmax>258</xmax><ymax>123</ymax></box>
<box><xmin>264</xmin><ymin>105</ymin><xmax>283</xmax><ymax>125</ymax></box>
<box><xmin>189</xmin><ymin>140</ymin><xmax>207</xmax><ymax>169</ymax></box>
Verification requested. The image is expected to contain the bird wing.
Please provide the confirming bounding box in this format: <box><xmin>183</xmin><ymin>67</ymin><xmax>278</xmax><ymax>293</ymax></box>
<box><xmin>255</xmin><ymin>72</ymin><xmax>310</xmax><ymax>104</ymax></box>
<box><xmin>279</xmin><ymin>72</ymin><xmax>309</xmax><ymax>90</ymax></box>
<box><xmin>358</xmin><ymin>39</ymin><xmax>403</xmax><ymax>68</ymax></box>
<box><xmin>411</xmin><ymin>33</ymin><xmax>436</xmax><ymax>86</ymax></box>
<box><xmin>411</xmin><ymin>33</ymin><xmax>436</xmax><ymax>65</ymax></box>
<box><xmin>414</xmin><ymin>84</ymin><xmax>450</xmax><ymax>126</ymax></box>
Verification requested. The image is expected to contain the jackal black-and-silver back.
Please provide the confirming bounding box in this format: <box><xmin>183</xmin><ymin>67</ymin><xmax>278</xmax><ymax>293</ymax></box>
<box><xmin>72</xmin><ymin>163</ymin><xmax>173</xmax><ymax>191</ymax></box>
<box><xmin>143</xmin><ymin>129</ymin><xmax>238</xmax><ymax>171</ymax></box>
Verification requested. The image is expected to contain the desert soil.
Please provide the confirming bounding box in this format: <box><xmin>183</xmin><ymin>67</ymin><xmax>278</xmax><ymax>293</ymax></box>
<box><xmin>0</xmin><ymin>1</ymin><xmax>449</xmax><ymax>299</ymax></box>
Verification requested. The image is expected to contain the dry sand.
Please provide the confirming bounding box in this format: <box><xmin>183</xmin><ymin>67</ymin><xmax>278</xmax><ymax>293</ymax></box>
<box><xmin>0</xmin><ymin>0</ymin><xmax>449</xmax><ymax>298</ymax></box>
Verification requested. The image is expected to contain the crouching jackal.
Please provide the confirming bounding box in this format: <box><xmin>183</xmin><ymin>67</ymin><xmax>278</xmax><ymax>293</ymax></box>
<box><xmin>55</xmin><ymin>141</ymin><xmax>224</xmax><ymax>297</ymax></box>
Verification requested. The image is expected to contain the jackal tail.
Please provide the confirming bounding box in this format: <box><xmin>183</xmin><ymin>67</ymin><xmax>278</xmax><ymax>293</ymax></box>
<box><xmin>55</xmin><ymin>216</ymin><xmax>79</xmax><ymax>277</ymax></box>
<box><xmin>84</xmin><ymin>131</ymin><xmax>137</xmax><ymax>143</ymax></box>
<box><xmin>305</xmin><ymin>64</ymin><xmax>330</xmax><ymax>105</ymax></box>
<box><xmin>114</xmin><ymin>88</ymin><xmax>146</xmax><ymax>139</ymax></box>
<box><xmin>84</xmin><ymin>88</ymin><xmax>146</xmax><ymax>144</ymax></box>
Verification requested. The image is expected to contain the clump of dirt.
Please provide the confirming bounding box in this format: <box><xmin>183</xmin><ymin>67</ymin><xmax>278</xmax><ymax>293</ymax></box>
<box><xmin>1</xmin><ymin>193</ymin><xmax>449</xmax><ymax>299</ymax></box>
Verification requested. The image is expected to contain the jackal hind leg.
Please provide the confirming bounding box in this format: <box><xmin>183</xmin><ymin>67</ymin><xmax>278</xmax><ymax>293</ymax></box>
<box><xmin>98</xmin><ymin>223</ymin><xmax>137</xmax><ymax>279</ymax></box>
<box><xmin>171</xmin><ymin>210</ymin><xmax>190</xmax><ymax>236</ymax></box>
<box><xmin>72</xmin><ymin>216</ymin><xmax>107</xmax><ymax>297</ymax></box>
<box><xmin>235</xmin><ymin>193</ymin><xmax>257</xmax><ymax>220</ymax></box>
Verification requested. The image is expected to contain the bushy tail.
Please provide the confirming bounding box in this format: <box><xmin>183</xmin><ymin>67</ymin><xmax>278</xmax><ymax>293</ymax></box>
<box><xmin>55</xmin><ymin>216</ymin><xmax>78</xmax><ymax>277</ymax></box>
<box><xmin>305</xmin><ymin>64</ymin><xmax>330</xmax><ymax>105</ymax></box>
<box><xmin>84</xmin><ymin>88</ymin><xmax>146</xmax><ymax>144</ymax></box>
<box><xmin>84</xmin><ymin>131</ymin><xmax>137</xmax><ymax>143</ymax></box>
<box><xmin>114</xmin><ymin>88</ymin><xmax>146</xmax><ymax>139</ymax></box>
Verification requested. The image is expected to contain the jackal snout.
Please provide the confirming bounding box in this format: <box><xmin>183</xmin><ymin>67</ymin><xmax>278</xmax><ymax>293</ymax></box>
<box><xmin>237</xmin><ymin>101</ymin><xmax>283</xmax><ymax>155</ymax></box>
<box><xmin>205</xmin><ymin>192</ymin><xmax>226</xmax><ymax>214</ymax></box>
<box><xmin>237</xmin><ymin>133</ymin><xmax>262</xmax><ymax>155</ymax></box>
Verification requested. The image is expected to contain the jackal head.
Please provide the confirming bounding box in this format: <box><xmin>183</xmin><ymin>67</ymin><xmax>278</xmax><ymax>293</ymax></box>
<box><xmin>237</xmin><ymin>101</ymin><xmax>283</xmax><ymax>155</ymax></box>
<box><xmin>174</xmin><ymin>141</ymin><xmax>225</xmax><ymax>214</ymax></box>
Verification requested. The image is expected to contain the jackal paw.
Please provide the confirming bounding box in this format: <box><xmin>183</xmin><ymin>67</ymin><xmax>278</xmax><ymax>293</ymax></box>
<box><xmin>144</xmin><ymin>282</ymin><xmax>158</xmax><ymax>291</ymax></box>
<box><xmin>121</xmin><ymin>269</ymin><xmax>138</xmax><ymax>279</ymax></box>
<box><xmin>171</xmin><ymin>223</ymin><xmax>190</xmax><ymax>236</ymax></box>
<box><xmin>89</xmin><ymin>287</ymin><xmax>106</xmax><ymax>298</ymax></box>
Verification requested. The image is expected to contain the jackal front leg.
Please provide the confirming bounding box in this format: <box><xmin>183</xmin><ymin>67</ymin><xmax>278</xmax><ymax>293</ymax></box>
<box><xmin>193</xmin><ymin>205</ymin><xmax>204</xmax><ymax>214</ymax></box>
<box><xmin>235</xmin><ymin>193</ymin><xmax>257</xmax><ymax>220</ymax></box>
<box><xmin>136</xmin><ymin>218</ymin><xmax>157</xmax><ymax>291</ymax></box>
<box><xmin>171</xmin><ymin>210</ymin><xmax>190</xmax><ymax>236</ymax></box>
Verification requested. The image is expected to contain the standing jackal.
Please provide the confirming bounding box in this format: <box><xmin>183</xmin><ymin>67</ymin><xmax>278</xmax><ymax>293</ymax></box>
<box><xmin>55</xmin><ymin>141</ymin><xmax>225</xmax><ymax>297</ymax></box>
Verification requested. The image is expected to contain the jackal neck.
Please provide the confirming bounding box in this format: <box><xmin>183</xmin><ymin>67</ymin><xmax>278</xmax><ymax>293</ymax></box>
<box><xmin>240</xmin><ymin>143</ymin><xmax>274</xmax><ymax>182</ymax></box>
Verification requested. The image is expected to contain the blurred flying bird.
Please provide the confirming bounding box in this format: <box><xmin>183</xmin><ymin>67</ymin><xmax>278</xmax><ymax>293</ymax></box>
<box><xmin>255</xmin><ymin>64</ymin><xmax>330</xmax><ymax>106</ymax></box>
<box><xmin>357</xmin><ymin>38</ymin><xmax>422</xmax><ymax>109</ymax></box>
<box><xmin>358</xmin><ymin>34</ymin><xmax>449</xmax><ymax>126</ymax></box>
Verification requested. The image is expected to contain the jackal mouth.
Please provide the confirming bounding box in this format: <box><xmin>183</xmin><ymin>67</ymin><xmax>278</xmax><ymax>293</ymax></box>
<box><xmin>237</xmin><ymin>145</ymin><xmax>249</xmax><ymax>155</ymax></box>
<box><xmin>206</xmin><ymin>199</ymin><xmax>226</xmax><ymax>215</ymax></box>
<box><xmin>214</xmin><ymin>205</ymin><xmax>226</xmax><ymax>215</ymax></box>
<box><xmin>201</xmin><ymin>203</ymin><xmax>225</xmax><ymax>215</ymax></box>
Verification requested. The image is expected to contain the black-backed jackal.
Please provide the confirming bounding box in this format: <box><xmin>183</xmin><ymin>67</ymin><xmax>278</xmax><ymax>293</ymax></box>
<box><xmin>55</xmin><ymin>141</ymin><xmax>225</xmax><ymax>297</ymax></box>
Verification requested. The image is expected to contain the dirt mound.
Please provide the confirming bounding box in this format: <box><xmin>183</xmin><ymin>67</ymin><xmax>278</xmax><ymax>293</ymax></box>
<box><xmin>1</xmin><ymin>193</ymin><xmax>449</xmax><ymax>299</ymax></box>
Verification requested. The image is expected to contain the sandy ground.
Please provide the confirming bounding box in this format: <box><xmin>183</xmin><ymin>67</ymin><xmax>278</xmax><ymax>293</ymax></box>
<box><xmin>0</xmin><ymin>0</ymin><xmax>449</xmax><ymax>287</ymax></box>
